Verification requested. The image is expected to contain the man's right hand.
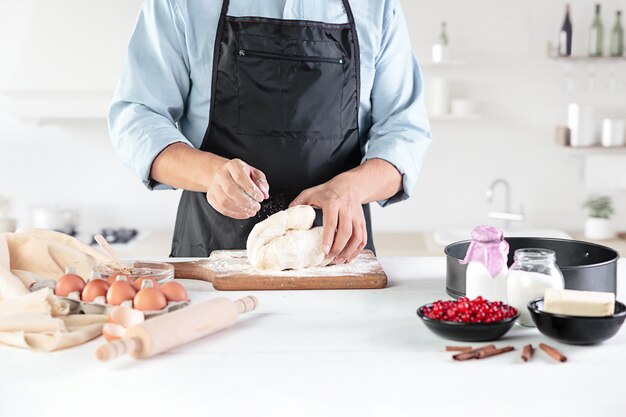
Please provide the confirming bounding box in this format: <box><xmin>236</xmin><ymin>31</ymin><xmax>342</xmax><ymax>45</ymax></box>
<box><xmin>206</xmin><ymin>158</ymin><xmax>270</xmax><ymax>219</ymax></box>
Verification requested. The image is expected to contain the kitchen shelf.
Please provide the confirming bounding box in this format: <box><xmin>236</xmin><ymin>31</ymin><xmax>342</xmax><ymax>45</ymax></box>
<box><xmin>561</xmin><ymin>146</ymin><xmax>626</xmax><ymax>156</ymax></box>
<box><xmin>548</xmin><ymin>54</ymin><xmax>626</xmax><ymax>63</ymax></box>
<box><xmin>430</xmin><ymin>114</ymin><xmax>481</xmax><ymax>121</ymax></box>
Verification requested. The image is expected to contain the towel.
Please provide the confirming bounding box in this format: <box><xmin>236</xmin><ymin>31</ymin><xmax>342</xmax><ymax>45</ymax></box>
<box><xmin>0</xmin><ymin>230</ymin><xmax>110</xmax><ymax>351</ymax></box>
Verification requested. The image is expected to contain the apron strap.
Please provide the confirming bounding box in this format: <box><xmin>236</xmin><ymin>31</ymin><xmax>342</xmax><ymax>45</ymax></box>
<box><xmin>220</xmin><ymin>0</ymin><xmax>230</xmax><ymax>19</ymax></box>
<box><xmin>341</xmin><ymin>0</ymin><xmax>356</xmax><ymax>25</ymax></box>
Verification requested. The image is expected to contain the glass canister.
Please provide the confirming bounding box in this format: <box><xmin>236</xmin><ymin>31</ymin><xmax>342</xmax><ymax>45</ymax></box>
<box><xmin>506</xmin><ymin>249</ymin><xmax>564</xmax><ymax>327</ymax></box>
<box><xmin>460</xmin><ymin>225</ymin><xmax>509</xmax><ymax>302</ymax></box>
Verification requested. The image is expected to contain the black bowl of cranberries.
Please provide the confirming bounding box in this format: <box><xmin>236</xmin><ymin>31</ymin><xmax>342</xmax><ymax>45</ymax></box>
<box><xmin>417</xmin><ymin>297</ymin><xmax>520</xmax><ymax>342</ymax></box>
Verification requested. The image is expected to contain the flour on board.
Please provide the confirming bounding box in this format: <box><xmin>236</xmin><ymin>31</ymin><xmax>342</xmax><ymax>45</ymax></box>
<box><xmin>207</xmin><ymin>250</ymin><xmax>383</xmax><ymax>277</ymax></box>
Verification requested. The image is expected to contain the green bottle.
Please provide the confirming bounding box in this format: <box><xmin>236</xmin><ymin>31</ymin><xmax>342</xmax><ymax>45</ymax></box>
<box><xmin>439</xmin><ymin>22</ymin><xmax>449</xmax><ymax>46</ymax></box>
<box><xmin>589</xmin><ymin>4</ymin><xmax>604</xmax><ymax>57</ymax></box>
<box><xmin>610</xmin><ymin>11</ymin><xmax>624</xmax><ymax>57</ymax></box>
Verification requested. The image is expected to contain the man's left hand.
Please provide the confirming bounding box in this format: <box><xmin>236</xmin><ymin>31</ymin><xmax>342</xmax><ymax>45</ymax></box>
<box><xmin>289</xmin><ymin>174</ymin><xmax>367</xmax><ymax>264</ymax></box>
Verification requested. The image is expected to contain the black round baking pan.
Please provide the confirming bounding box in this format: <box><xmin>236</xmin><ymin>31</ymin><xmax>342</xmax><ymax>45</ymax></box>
<box><xmin>445</xmin><ymin>237</ymin><xmax>619</xmax><ymax>298</ymax></box>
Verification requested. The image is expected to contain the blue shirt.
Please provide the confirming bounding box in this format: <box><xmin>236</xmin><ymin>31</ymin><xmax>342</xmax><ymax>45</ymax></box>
<box><xmin>108</xmin><ymin>0</ymin><xmax>431</xmax><ymax>206</ymax></box>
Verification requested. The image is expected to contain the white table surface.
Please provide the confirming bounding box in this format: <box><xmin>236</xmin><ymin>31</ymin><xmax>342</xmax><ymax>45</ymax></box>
<box><xmin>1</xmin><ymin>257</ymin><xmax>625</xmax><ymax>417</ymax></box>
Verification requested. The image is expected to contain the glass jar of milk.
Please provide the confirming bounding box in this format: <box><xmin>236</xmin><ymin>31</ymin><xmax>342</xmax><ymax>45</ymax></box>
<box><xmin>461</xmin><ymin>226</ymin><xmax>509</xmax><ymax>302</ymax></box>
<box><xmin>506</xmin><ymin>249</ymin><xmax>564</xmax><ymax>327</ymax></box>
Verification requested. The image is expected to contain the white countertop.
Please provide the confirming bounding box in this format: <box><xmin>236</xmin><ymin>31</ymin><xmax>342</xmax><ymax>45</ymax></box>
<box><xmin>1</xmin><ymin>257</ymin><xmax>625</xmax><ymax>417</ymax></box>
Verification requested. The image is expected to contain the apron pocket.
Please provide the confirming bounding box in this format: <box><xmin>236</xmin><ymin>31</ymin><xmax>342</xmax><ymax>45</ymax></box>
<box><xmin>237</xmin><ymin>47</ymin><xmax>344</xmax><ymax>139</ymax></box>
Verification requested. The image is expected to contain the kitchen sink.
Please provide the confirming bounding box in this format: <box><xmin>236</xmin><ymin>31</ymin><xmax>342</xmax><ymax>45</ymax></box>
<box><xmin>432</xmin><ymin>229</ymin><xmax>572</xmax><ymax>247</ymax></box>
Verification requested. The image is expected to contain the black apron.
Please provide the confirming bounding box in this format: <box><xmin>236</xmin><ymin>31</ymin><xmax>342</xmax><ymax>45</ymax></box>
<box><xmin>170</xmin><ymin>0</ymin><xmax>374</xmax><ymax>257</ymax></box>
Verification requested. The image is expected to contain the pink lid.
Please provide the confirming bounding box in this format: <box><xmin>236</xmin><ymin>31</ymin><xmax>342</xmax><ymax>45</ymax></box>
<box><xmin>471</xmin><ymin>225</ymin><xmax>503</xmax><ymax>243</ymax></box>
<box><xmin>460</xmin><ymin>225</ymin><xmax>509</xmax><ymax>278</ymax></box>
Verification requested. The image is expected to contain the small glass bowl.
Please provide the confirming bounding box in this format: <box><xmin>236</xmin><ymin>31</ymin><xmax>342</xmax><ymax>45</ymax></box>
<box><xmin>95</xmin><ymin>260</ymin><xmax>174</xmax><ymax>284</ymax></box>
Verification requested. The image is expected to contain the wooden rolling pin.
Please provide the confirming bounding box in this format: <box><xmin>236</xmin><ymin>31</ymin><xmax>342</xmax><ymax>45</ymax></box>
<box><xmin>95</xmin><ymin>296</ymin><xmax>257</xmax><ymax>361</ymax></box>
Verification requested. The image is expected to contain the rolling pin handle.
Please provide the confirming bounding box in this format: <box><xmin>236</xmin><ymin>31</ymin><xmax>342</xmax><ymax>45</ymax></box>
<box><xmin>95</xmin><ymin>337</ymin><xmax>142</xmax><ymax>361</ymax></box>
<box><xmin>235</xmin><ymin>296</ymin><xmax>258</xmax><ymax>314</ymax></box>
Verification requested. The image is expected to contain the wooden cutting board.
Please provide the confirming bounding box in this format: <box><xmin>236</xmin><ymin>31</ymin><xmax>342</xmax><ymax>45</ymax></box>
<box><xmin>168</xmin><ymin>250</ymin><xmax>387</xmax><ymax>291</ymax></box>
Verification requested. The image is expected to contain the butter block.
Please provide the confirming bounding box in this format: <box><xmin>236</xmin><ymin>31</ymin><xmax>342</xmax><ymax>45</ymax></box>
<box><xmin>544</xmin><ymin>288</ymin><xmax>615</xmax><ymax>317</ymax></box>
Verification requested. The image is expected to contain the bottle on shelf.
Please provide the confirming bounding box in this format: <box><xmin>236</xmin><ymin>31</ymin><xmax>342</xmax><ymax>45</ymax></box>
<box><xmin>559</xmin><ymin>4</ymin><xmax>573</xmax><ymax>56</ymax></box>
<box><xmin>439</xmin><ymin>22</ymin><xmax>449</xmax><ymax>47</ymax></box>
<box><xmin>610</xmin><ymin>10</ymin><xmax>624</xmax><ymax>57</ymax></box>
<box><xmin>432</xmin><ymin>21</ymin><xmax>450</xmax><ymax>63</ymax></box>
<box><xmin>589</xmin><ymin>3</ymin><xmax>604</xmax><ymax>57</ymax></box>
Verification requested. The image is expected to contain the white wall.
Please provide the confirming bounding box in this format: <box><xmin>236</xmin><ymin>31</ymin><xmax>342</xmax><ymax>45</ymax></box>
<box><xmin>0</xmin><ymin>0</ymin><xmax>625</xmax><ymax>236</ymax></box>
<box><xmin>0</xmin><ymin>114</ymin><xmax>182</xmax><ymax>232</ymax></box>
<box><xmin>371</xmin><ymin>0</ymin><xmax>626</xmax><ymax>232</ymax></box>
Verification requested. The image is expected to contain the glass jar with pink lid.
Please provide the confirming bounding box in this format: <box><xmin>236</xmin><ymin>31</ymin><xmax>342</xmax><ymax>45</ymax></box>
<box><xmin>460</xmin><ymin>225</ymin><xmax>509</xmax><ymax>302</ymax></box>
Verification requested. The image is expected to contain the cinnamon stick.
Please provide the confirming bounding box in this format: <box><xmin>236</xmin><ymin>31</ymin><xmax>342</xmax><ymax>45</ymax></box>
<box><xmin>539</xmin><ymin>343</ymin><xmax>567</xmax><ymax>362</ymax></box>
<box><xmin>476</xmin><ymin>346</ymin><xmax>515</xmax><ymax>359</ymax></box>
<box><xmin>452</xmin><ymin>344</ymin><xmax>496</xmax><ymax>361</ymax></box>
<box><xmin>446</xmin><ymin>346</ymin><xmax>473</xmax><ymax>352</ymax></box>
<box><xmin>521</xmin><ymin>344</ymin><xmax>534</xmax><ymax>362</ymax></box>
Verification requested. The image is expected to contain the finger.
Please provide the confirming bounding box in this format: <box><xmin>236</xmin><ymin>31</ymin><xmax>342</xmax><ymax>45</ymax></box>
<box><xmin>250</xmin><ymin>167</ymin><xmax>270</xmax><ymax>199</ymax></box>
<box><xmin>358</xmin><ymin>222</ymin><xmax>368</xmax><ymax>255</ymax></box>
<box><xmin>347</xmin><ymin>222</ymin><xmax>368</xmax><ymax>263</ymax></box>
<box><xmin>289</xmin><ymin>190</ymin><xmax>310</xmax><ymax>208</ymax></box>
<box><xmin>336</xmin><ymin>220</ymin><xmax>362</xmax><ymax>264</ymax></box>
<box><xmin>206</xmin><ymin>191</ymin><xmax>249</xmax><ymax>220</ymax></box>
<box><xmin>217</xmin><ymin>184</ymin><xmax>258</xmax><ymax>218</ymax></box>
<box><xmin>222</xmin><ymin>174</ymin><xmax>261</xmax><ymax>213</ymax></box>
<box><xmin>321</xmin><ymin>204</ymin><xmax>338</xmax><ymax>256</ymax></box>
<box><xmin>329</xmin><ymin>211</ymin><xmax>352</xmax><ymax>261</ymax></box>
<box><xmin>228</xmin><ymin>163</ymin><xmax>264</xmax><ymax>202</ymax></box>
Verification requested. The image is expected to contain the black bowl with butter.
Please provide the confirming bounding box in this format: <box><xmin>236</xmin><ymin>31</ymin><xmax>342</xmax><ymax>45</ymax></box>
<box><xmin>528</xmin><ymin>298</ymin><xmax>626</xmax><ymax>345</ymax></box>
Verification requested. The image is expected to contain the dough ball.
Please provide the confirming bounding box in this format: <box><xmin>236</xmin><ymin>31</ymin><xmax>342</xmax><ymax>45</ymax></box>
<box><xmin>246</xmin><ymin>205</ymin><xmax>330</xmax><ymax>270</ymax></box>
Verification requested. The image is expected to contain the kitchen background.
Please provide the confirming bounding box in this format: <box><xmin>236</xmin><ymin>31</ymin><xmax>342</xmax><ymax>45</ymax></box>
<box><xmin>0</xmin><ymin>0</ymin><xmax>625</xmax><ymax>257</ymax></box>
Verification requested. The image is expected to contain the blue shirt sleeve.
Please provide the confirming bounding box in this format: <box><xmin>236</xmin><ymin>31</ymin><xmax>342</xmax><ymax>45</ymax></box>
<box><xmin>363</xmin><ymin>0</ymin><xmax>432</xmax><ymax>207</ymax></box>
<box><xmin>108</xmin><ymin>0</ymin><xmax>192</xmax><ymax>190</ymax></box>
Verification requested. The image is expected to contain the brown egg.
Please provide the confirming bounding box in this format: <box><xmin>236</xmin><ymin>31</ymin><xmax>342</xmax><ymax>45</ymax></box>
<box><xmin>106</xmin><ymin>277</ymin><xmax>137</xmax><ymax>306</ymax></box>
<box><xmin>133</xmin><ymin>280</ymin><xmax>167</xmax><ymax>311</ymax></box>
<box><xmin>132</xmin><ymin>276</ymin><xmax>160</xmax><ymax>291</ymax></box>
<box><xmin>81</xmin><ymin>279</ymin><xmax>110</xmax><ymax>302</ymax></box>
<box><xmin>160</xmin><ymin>281</ymin><xmax>189</xmax><ymax>302</ymax></box>
<box><xmin>107</xmin><ymin>273</ymin><xmax>135</xmax><ymax>285</ymax></box>
<box><xmin>55</xmin><ymin>273</ymin><xmax>86</xmax><ymax>297</ymax></box>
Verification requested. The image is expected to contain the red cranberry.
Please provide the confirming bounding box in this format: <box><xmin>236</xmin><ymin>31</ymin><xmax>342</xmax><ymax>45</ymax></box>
<box><xmin>422</xmin><ymin>296</ymin><xmax>516</xmax><ymax>324</ymax></box>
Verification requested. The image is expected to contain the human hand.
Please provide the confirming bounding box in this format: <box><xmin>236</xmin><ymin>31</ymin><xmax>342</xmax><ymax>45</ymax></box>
<box><xmin>289</xmin><ymin>174</ymin><xmax>366</xmax><ymax>264</ymax></box>
<box><xmin>206</xmin><ymin>159</ymin><xmax>270</xmax><ymax>219</ymax></box>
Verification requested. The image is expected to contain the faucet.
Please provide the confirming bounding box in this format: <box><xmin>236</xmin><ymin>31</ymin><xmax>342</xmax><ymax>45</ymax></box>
<box><xmin>486</xmin><ymin>179</ymin><xmax>525</xmax><ymax>230</ymax></box>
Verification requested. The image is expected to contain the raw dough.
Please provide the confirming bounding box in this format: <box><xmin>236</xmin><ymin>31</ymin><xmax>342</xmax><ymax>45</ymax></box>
<box><xmin>246</xmin><ymin>205</ymin><xmax>330</xmax><ymax>270</ymax></box>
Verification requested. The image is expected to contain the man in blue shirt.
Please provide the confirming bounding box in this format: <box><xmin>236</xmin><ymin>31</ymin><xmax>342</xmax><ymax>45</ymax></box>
<box><xmin>109</xmin><ymin>0</ymin><xmax>431</xmax><ymax>262</ymax></box>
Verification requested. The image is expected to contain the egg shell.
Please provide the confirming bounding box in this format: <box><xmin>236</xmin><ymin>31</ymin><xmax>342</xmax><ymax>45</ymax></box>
<box><xmin>81</xmin><ymin>279</ymin><xmax>110</xmax><ymax>302</ymax></box>
<box><xmin>102</xmin><ymin>323</ymin><xmax>126</xmax><ymax>342</ymax></box>
<box><xmin>132</xmin><ymin>276</ymin><xmax>160</xmax><ymax>292</ymax></box>
<box><xmin>109</xmin><ymin>305</ymin><xmax>145</xmax><ymax>327</ymax></box>
<box><xmin>133</xmin><ymin>287</ymin><xmax>167</xmax><ymax>311</ymax></box>
<box><xmin>107</xmin><ymin>273</ymin><xmax>135</xmax><ymax>285</ymax></box>
<box><xmin>55</xmin><ymin>273</ymin><xmax>86</xmax><ymax>297</ymax></box>
<box><xmin>106</xmin><ymin>281</ymin><xmax>137</xmax><ymax>306</ymax></box>
<box><xmin>160</xmin><ymin>281</ymin><xmax>189</xmax><ymax>302</ymax></box>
